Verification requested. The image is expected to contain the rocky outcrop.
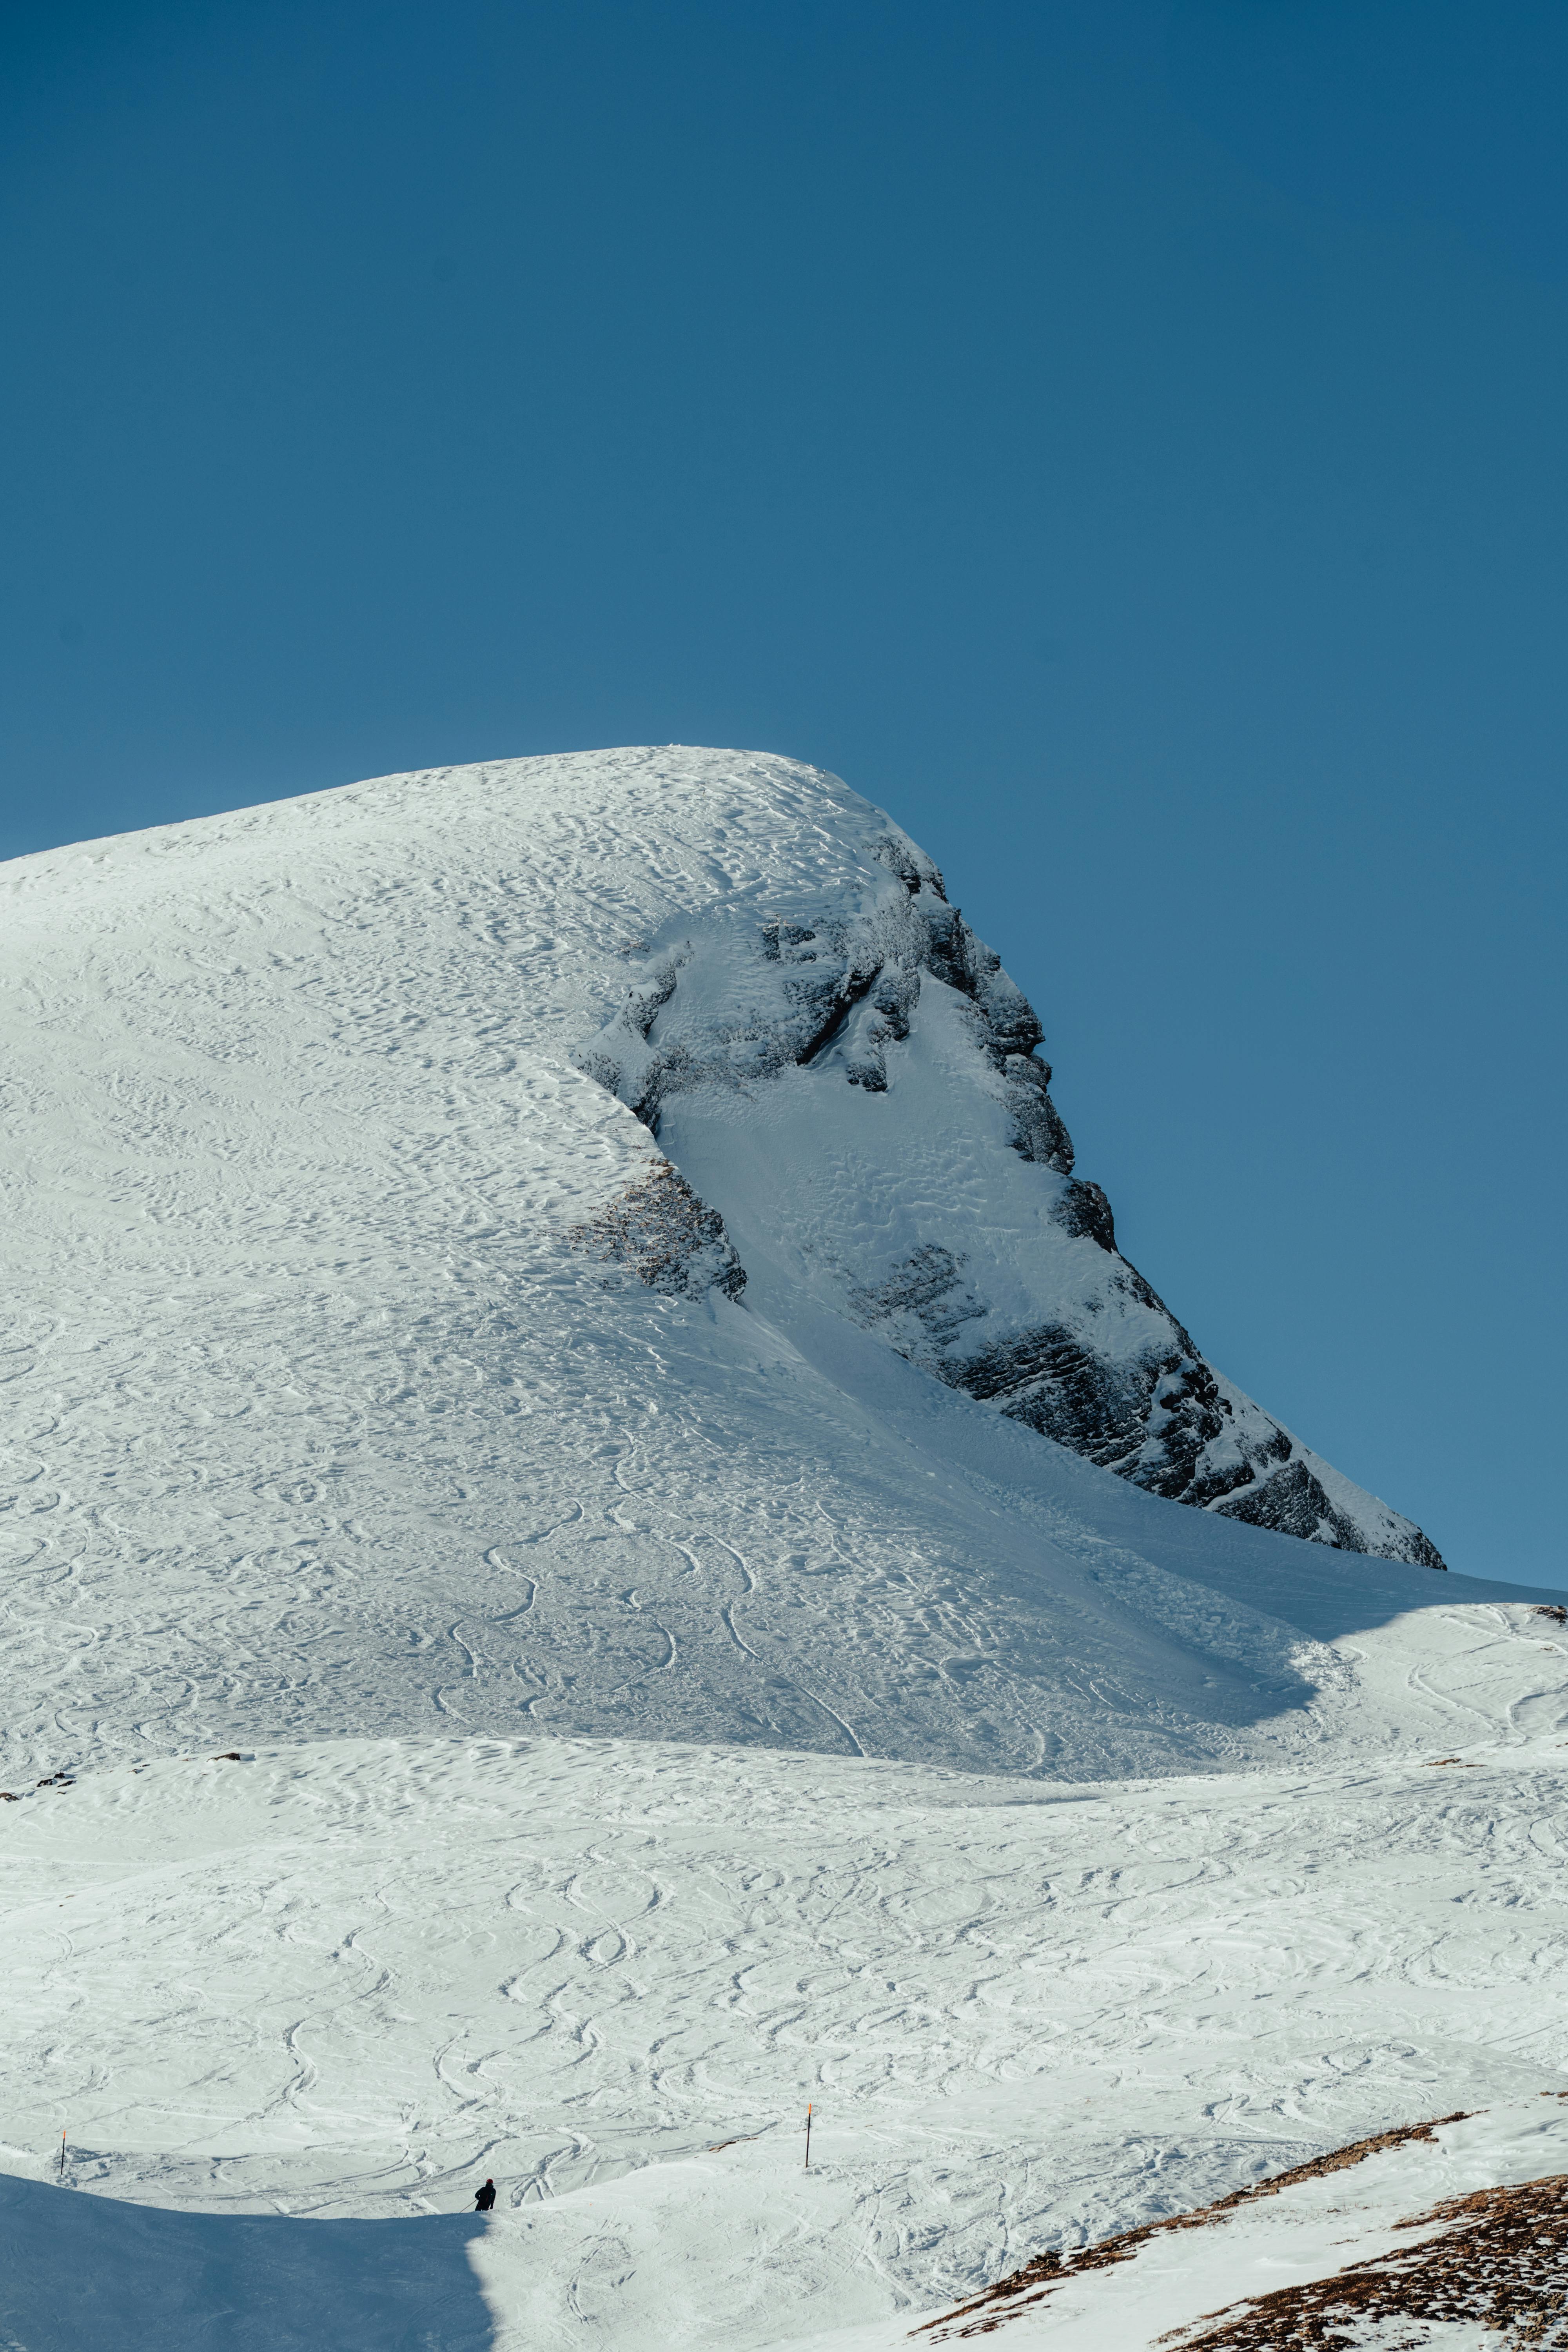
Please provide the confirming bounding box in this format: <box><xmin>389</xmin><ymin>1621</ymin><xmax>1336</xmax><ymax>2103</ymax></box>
<box><xmin>567</xmin><ymin>1164</ymin><xmax>746</xmax><ymax>1301</ymax></box>
<box><xmin>573</xmin><ymin>821</ymin><xmax>1445</xmax><ymax>1571</ymax></box>
<box><xmin>577</xmin><ymin>836</ymin><xmax>1054</xmax><ymax>1134</ymax></box>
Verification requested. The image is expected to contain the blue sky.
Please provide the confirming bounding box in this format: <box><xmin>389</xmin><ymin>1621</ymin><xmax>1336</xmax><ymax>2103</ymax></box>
<box><xmin>3</xmin><ymin>0</ymin><xmax>1564</xmax><ymax>1584</ymax></box>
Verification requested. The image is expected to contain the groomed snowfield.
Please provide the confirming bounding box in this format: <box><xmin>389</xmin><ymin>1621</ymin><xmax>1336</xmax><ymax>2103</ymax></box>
<box><xmin>3</xmin><ymin>749</ymin><xmax>1566</xmax><ymax>2348</ymax></box>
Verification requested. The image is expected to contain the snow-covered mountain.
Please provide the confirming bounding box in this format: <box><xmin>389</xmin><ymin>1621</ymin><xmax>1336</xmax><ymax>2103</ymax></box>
<box><xmin>5</xmin><ymin>745</ymin><xmax>1564</xmax><ymax>2352</ymax></box>
<box><xmin>1</xmin><ymin>745</ymin><xmax>1463</xmax><ymax>1791</ymax></box>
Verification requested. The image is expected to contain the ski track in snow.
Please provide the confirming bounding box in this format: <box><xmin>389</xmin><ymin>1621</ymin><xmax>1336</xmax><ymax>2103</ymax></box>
<box><xmin>8</xmin><ymin>1738</ymin><xmax>1568</xmax><ymax>2348</ymax></box>
<box><xmin>0</xmin><ymin>745</ymin><xmax>1550</xmax><ymax>1790</ymax></box>
<box><xmin>3</xmin><ymin>747</ymin><xmax>1567</xmax><ymax>2349</ymax></box>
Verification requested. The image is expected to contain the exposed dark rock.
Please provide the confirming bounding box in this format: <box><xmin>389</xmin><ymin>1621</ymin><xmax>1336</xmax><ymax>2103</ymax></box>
<box><xmin>625</xmin><ymin>960</ymin><xmax>679</xmax><ymax>1036</ymax></box>
<box><xmin>870</xmin><ymin>833</ymin><xmax>947</xmax><ymax>899</ymax></box>
<box><xmin>1053</xmin><ymin>1178</ymin><xmax>1116</xmax><ymax>1251</ymax></box>
<box><xmin>922</xmin><ymin>903</ymin><xmax>973</xmax><ymax>991</ymax></box>
<box><xmin>1214</xmin><ymin>1462</ymin><xmax>1449</xmax><ymax>1568</ymax></box>
<box><xmin>796</xmin><ymin>960</ymin><xmax>881</xmax><ymax>1067</ymax></box>
<box><xmin>760</xmin><ymin>920</ymin><xmax>820</xmax><ymax>963</ymax></box>
<box><xmin>1005</xmin><ymin>1054</ymin><xmax>1075</xmax><ymax>1173</ymax></box>
<box><xmin>567</xmin><ymin>1164</ymin><xmax>746</xmax><ymax>1301</ymax></box>
<box><xmin>1406</xmin><ymin>1530</ymin><xmax>1452</xmax><ymax>1571</ymax></box>
<box><xmin>922</xmin><ymin>2109</ymin><xmax>1484</xmax><ymax>2346</ymax></box>
<box><xmin>869</xmin><ymin>966</ymin><xmax>918</xmax><ymax>1043</ymax></box>
<box><xmin>578</xmin><ymin>866</ymin><xmax>1067</xmax><ymax>1126</ymax></box>
<box><xmin>1215</xmin><ymin>1458</ymin><xmax>1363</xmax><ymax>1548</ymax></box>
<box><xmin>848</xmin><ymin>1245</ymin><xmax>987</xmax><ymax>1352</ymax></box>
<box><xmin>962</xmin><ymin>1325</ymin><xmax>1151</xmax><ymax>1468</ymax></box>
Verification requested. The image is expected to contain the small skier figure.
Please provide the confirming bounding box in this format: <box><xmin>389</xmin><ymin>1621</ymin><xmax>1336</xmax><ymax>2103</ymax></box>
<box><xmin>474</xmin><ymin>2178</ymin><xmax>497</xmax><ymax>2212</ymax></box>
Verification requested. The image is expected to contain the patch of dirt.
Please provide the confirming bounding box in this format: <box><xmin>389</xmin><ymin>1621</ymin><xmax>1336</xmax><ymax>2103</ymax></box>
<box><xmin>1164</xmin><ymin>2171</ymin><xmax>1568</xmax><ymax>2348</ymax></box>
<box><xmin>917</xmin><ymin>2114</ymin><xmax>1471</xmax><ymax>2341</ymax></box>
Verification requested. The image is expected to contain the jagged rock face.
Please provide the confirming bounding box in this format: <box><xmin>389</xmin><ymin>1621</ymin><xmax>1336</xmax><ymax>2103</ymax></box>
<box><xmin>576</xmin><ymin>825</ymin><xmax>1445</xmax><ymax>1571</ymax></box>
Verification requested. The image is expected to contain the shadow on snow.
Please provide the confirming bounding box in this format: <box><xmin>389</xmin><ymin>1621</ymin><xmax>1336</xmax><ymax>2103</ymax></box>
<box><xmin>0</xmin><ymin>2175</ymin><xmax>493</xmax><ymax>2352</ymax></box>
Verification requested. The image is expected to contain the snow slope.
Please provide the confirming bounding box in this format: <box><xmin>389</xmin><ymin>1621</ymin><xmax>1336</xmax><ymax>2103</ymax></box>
<box><xmin>901</xmin><ymin>2097</ymin><xmax>1568</xmax><ymax>2349</ymax></box>
<box><xmin>8</xmin><ymin>1734</ymin><xmax>1568</xmax><ymax>2349</ymax></box>
<box><xmin>0</xmin><ymin>747</ymin><xmax>1486</xmax><ymax>1795</ymax></box>
<box><xmin>3</xmin><ymin>746</ymin><xmax>1566</xmax><ymax>2349</ymax></box>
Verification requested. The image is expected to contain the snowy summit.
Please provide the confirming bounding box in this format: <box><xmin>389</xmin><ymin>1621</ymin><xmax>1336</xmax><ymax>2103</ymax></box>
<box><xmin>2</xmin><ymin>746</ymin><xmax>1564</xmax><ymax>2352</ymax></box>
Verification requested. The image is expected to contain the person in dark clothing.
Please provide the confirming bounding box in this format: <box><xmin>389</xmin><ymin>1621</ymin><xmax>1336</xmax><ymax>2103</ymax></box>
<box><xmin>474</xmin><ymin>2179</ymin><xmax>497</xmax><ymax>2212</ymax></box>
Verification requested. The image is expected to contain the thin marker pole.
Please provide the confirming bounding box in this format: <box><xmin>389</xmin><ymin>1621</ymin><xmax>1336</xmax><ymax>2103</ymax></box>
<box><xmin>58</xmin><ymin>2127</ymin><xmax>66</xmax><ymax>2180</ymax></box>
<box><xmin>804</xmin><ymin>2103</ymin><xmax>812</xmax><ymax>2172</ymax></box>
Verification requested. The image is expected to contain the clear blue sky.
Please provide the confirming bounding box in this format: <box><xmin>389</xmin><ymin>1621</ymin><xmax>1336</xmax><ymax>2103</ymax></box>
<box><xmin>3</xmin><ymin>1</ymin><xmax>1564</xmax><ymax>1584</ymax></box>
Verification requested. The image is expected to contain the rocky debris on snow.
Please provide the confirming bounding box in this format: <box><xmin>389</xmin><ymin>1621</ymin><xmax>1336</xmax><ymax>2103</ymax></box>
<box><xmin>566</xmin><ymin>1162</ymin><xmax>746</xmax><ymax>1300</ymax></box>
<box><xmin>1</xmin><ymin>1775</ymin><xmax>76</xmax><ymax>1799</ymax></box>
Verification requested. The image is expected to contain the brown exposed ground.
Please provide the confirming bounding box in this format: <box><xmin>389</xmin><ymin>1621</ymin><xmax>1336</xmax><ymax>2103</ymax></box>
<box><xmin>921</xmin><ymin>2126</ymin><xmax>1504</xmax><ymax>2343</ymax></box>
<box><xmin>1168</xmin><ymin>2171</ymin><xmax>1568</xmax><ymax>2349</ymax></box>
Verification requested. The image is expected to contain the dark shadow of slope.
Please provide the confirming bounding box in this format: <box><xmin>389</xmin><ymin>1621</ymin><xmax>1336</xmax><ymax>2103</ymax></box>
<box><xmin>1031</xmin><ymin>1422</ymin><xmax>1568</xmax><ymax>1636</ymax></box>
<box><xmin>774</xmin><ymin>1288</ymin><xmax>1568</xmax><ymax>1647</ymax></box>
<box><xmin>0</xmin><ymin>2176</ymin><xmax>493</xmax><ymax>2352</ymax></box>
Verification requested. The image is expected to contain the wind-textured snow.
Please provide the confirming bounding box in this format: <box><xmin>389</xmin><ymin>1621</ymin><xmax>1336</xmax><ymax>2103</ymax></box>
<box><xmin>2</xmin><ymin>746</ymin><xmax>1565</xmax><ymax>2350</ymax></box>
<box><xmin>2</xmin><ymin>747</ymin><xmax>1462</xmax><ymax>1788</ymax></box>
<box><xmin>9</xmin><ymin>1731</ymin><xmax>1568</xmax><ymax>2349</ymax></box>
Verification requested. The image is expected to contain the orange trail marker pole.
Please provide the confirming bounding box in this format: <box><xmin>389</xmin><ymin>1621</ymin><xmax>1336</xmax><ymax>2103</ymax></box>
<box><xmin>804</xmin><ymin>2103</ymin><xmax>812</xmax><ymax>2171</ymax></box>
